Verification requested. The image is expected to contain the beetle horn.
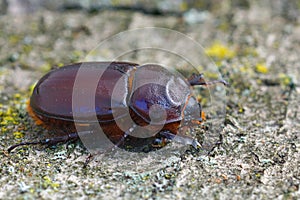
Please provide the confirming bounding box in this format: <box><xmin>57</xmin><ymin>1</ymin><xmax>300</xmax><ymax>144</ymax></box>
<box><xmin>188</xmin><ymin>73</ymin><xmax>228</xmax><ymax>86</ymax></box>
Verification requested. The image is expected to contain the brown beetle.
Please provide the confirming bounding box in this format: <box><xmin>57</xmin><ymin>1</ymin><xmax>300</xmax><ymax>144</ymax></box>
<box><xmin>8</xmin><ymin>62</ymin><xmax>227</xmax><ymax>152</ymax></box>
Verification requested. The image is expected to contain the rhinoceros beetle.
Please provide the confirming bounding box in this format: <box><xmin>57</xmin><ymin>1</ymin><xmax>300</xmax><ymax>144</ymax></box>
<box><xmin>8</xmin><ymin>62</ymin><xmax>227</xmax><ymax>152</ymax></box>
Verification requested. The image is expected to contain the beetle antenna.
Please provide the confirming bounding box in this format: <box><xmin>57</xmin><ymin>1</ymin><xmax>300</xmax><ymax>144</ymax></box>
<box><xmin>203</xmin><ymin>79</ymin><xmax>229</xmax><ymax>86</ymax></box>
<box><xmin>188</xmin><ymin>73</ymin><xmax>228</xmax><ymax>86</ymax></box>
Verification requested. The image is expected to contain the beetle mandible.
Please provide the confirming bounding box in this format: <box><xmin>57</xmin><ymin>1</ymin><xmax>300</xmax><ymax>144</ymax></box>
<box><xmin>8</xmin><ymin>62</ymin><xmax>227</xmax><ymax>152</ymax></box>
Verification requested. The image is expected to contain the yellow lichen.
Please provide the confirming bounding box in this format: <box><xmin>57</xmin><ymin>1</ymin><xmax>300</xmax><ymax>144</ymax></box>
<box><xmin>205</xmin><ymin>42</ymin><xmax>235</xmax><ymax>59</ymax></box>
<box><xmin>13</xmin><ymin>131</ymin><xmax>24</xmax><ymax>139</ymax></box>
<box><xmin>1</xmin><ymin>116</ymin><xmax>15</xmax><ymax>125</ymax></box>
<box><xmin>255</xmin><ymin>63</ymin><xmax>268</xmax><ymax>74</ymax></box>
<box><xmin>13</xmin><ymin>93</ymin><xmax>21</xmax><ymax>99</ymax></box>
<box><xmin>40</xmin><ymin>63</ymin><xmax>51</xmax><ymax>72</ymax></box>
<box><xmin>29</xmin><ymin>82</ymin><xmax>37</xmax><ymax>94</ymax></box>
<box><xmin>278</xmin><ymin>73</ymin><xmax>292</xmax><ymax>86</ymax></box>
<box><xmin>0</xmin><ymin>95</ymin><xmax>27</xmax><ymax>134</ymax></box>
<box><xmin>243</xmin><ymin>47</ymin><xmax>258</xmax><ymax>57</ymax></box>
<box><xmin>180</xmin><ymin>2</ymin><xmax>188</xmax><ymax>11</ymax></box>
<box><xmin>42</xmin><ymin>176</ymin><xmax>60</xmax><ymax>189</ymax></box>
<box><xmin>57</xmin><ymin>62</ymin><xmax>65</xmax><ymax>67</ymax></box>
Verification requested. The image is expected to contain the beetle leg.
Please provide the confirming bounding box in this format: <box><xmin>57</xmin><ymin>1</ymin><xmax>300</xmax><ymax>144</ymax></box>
<box><xmin>159</xmin><ymin>131</ymin><xmax>201</xmax><ymax>150</ymax></box>
<box><xmin>7</xmin><ymin>141</ymin><xmax>42</xmax><ymax>153</ymax></box>
<box><xmin>207</xmin><ymin>134</ymin><xmax>223</xmax><ymax>156</ymax></box>
<box><xmin>188</xmin><ymin>73</ymin><xmax>228</xmax><ymax>86</ymax></box>
<box><xmin>81</xmin><ymin>127</ymin><xmax>135</xmax><ymax>166</ymax></box>
<box><xmin>83</xmin><ymin>153</ymin><xmax>94</xmax><ymax>168</ymax></box>
<box><xmin>152</xmin><ymin>137</ymin><xmax>168</xmax><ymax>148</ymax></box>
<box><xmin>65</xmin><ymin>136</ymin><xmax>80</xmax><ymax>150</ymax></box>
<box><xmin>7</xmin><ymin>132</ymin><xmax>81</xmax><ymax>153</ymax></box>
<box><xmin>43</xmin><ymin>132</ymin><xmax>79</xmax><ymax>149</ymax></box>
<box><xmin>113</xmin><ymin>124</ymin><xmax>137</xmax><ymax>148</ymax></box>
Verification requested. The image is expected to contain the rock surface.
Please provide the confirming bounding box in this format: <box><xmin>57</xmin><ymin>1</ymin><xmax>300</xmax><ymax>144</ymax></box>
<box><xmin>0</xmin><ymin>1</ymin><xmax>299</xmax><ymax>199</ymax></box>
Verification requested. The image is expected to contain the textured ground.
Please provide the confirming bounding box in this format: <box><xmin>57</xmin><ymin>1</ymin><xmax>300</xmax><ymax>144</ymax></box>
<box><xmin>0</xmin><ymin>1</ymin><xmax>300</xmax><ymax>199</ymax></box>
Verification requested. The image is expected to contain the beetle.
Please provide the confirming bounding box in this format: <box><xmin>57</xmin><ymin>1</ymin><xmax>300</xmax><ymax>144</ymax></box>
<box><xmin>8</xmin><ymin>62</ymin><xmax>227</xmax><ymax>153</ymax></box>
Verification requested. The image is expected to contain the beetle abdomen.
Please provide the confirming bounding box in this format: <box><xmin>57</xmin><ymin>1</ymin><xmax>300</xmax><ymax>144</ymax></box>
<box><xmin>30</xmin><ymin>62</ymin><xmax>139</xmax><ymax>123</ymax></box>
